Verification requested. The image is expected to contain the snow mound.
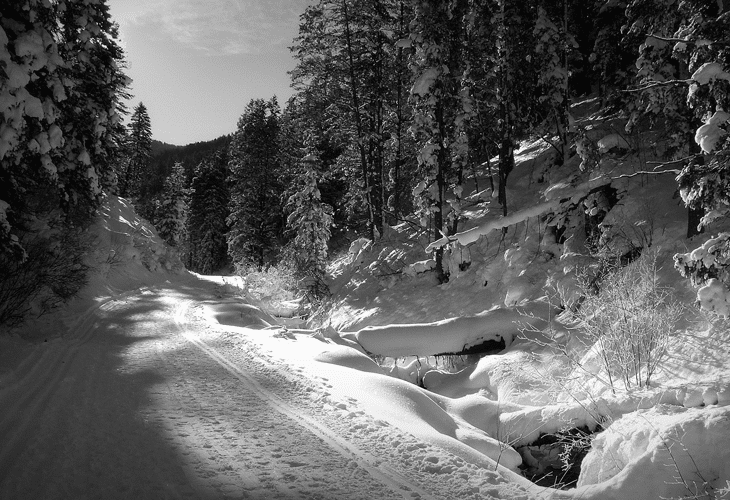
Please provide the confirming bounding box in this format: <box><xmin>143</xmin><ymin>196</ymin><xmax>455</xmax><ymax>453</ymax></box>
<box><xmin>313</xmin><ymin>345</ymin><xmax>384</xmax><ymax>374</ymax></box>
<box><xmin>202</xmin><ymin>301</ymin><xmax>275</xmax><ymax>329</ymax></box>
<box><xmin>578</xmin><ymin>405</ymin><xmax>730</xmax><ymax>499</ymax></box>
<box><xmin>347</xmin><ymin>372</ymin><xmax>523</xmax><ymax>471</ymax></box>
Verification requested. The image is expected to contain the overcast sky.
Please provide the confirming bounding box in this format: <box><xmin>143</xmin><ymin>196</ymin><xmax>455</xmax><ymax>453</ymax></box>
<box><xmin>108</xmin><ymin>0</ymin><xmax>312</xmax><ymax>145</ymax></box>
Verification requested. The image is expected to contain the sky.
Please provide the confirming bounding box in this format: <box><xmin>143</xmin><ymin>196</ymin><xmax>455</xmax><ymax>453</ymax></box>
<box><xmin>107</xmin><ymin>0</ymin><xmax>313</xmax><ymax>146</ymax></box>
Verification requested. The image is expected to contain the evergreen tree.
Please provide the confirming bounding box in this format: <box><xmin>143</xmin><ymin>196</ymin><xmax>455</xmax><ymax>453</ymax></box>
<box><xmin>187</xmin><ymin>151</ymin><xmax>230</xmax><ymax>274</ymax></box>
<box><xmin>409</xmin><ymin>0</ymin><xmax>474</xmax><ymax>283</ymax></box>
<box><xmin>291</xmin><ymin>0</ymin><xmax>417</xmax><ymax>240</ymax></box>
<box><xmin>155</xmin><ymin>162</ymin><xmax>188</xmax><ymax>250</ymax></box>
<box><xmin>227</xmin><ymin>97</ymin><xmax>283</xmax><ymax>269</ymax></box>
<box><xmin>285</xmin><ymin>153</ymin><xmax>333</xmax><ymax>299</ymax></box>
<box><xmin>0</xmin><ymin>0</ymin><xmax>129</xmax><ymax>258</ymax></box>
<box><xmin>534</xmin><ymin>0</ymin><xmax>578</xmax><ymax>166</ymax></box>
<box><xmin>624</xmin><ymin>0</ymin><xmax>729</xmax><ymax>237</ymax></box>
<box><xmin>491</xmin><ymin>0</ymin><xmax>540</xmax><ymax>218</ymax></box>
<box><xmin>673</xmin><ymin>2</ymin><xmax>730</xmax><ymax>234</ymax></box>
<box><xmin>121</xmin><ymin>102</ymin><xmax>152</xmax><ymax>200</ymax></box>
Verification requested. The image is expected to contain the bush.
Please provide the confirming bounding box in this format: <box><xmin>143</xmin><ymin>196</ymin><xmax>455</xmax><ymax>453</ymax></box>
<box><xmin>0</xmin><ymin>227</ymin><xmax>89</xmax><ymax>330</ymax></box>
<box><xmin>234</xmin><ymin>263</ymin><xmax>298</xmax><ymax>311</ymax></box>
<box><xmin>577</xmin><ymin>253</ymin><xmax>682</xmax><ymax>391</ymax></box>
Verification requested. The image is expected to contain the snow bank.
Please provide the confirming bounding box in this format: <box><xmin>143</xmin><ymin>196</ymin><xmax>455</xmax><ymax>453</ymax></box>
<box><xmin>577</xmin><ymin>406</ymin><xmax>730</xmax><ymax>499</ymax></box>
<box><xmin>311</xmin><ymin>351</ymin><xmax>523</xmax><ymax>472</ymax></box>
<box><xmin>87</xmin><ymin>195</ymin><xmax>184</xmax><ymax>277</ymax></box>
<box><xmin>313</xmin><ymin>345</ymin><xmax>384</xmax><ymax>374</ymax></box>
<box><xmin>201</xmin><ymin>301</ymin><xmax>275</xmax><ymax>329</ymax></box>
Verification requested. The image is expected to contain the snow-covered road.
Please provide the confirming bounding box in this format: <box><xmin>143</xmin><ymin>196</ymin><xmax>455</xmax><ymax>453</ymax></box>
<box><xmin>0</xmin><ymin>278</ymin><xmax>526</xmax><ymax>500</ymax></box>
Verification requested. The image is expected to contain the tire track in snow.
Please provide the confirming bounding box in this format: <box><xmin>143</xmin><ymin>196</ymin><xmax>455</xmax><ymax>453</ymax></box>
<box><xmin>174</xmin><ymin>300</ymin><xmax>439</xmax><ymax>500</ymax></box>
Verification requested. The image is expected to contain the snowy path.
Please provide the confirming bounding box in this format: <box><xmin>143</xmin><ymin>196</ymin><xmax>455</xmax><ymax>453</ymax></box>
<box><xmin>0</xmin><ymin>278</ymin><xmax>524</xmax><ymax>499</ymax></box>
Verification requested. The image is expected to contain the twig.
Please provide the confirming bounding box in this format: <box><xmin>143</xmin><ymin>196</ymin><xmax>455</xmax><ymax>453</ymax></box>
<box><xmin>623</xmin><ymin>79</ymin><xmax>693</xmax><ymax>92</ymax></box>
<box><xmin>610</xmin><ymin>170</ymin><xmax>681</xmax><ymax>179</ymax></box>
<box><xmin>645</xmin><ymin>154</ymin><xmax>702</xmax><ymax>167</ymax></box>
<box><xmin>646</xmin><ymin>34</ymin><xmax>730</xmax><ymax>46</ymax></box>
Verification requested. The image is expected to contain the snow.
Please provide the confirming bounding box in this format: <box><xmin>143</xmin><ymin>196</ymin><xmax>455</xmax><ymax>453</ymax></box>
<box><xmin>596</xmin><ymin>133</ymin><xmax>631</xmax><ymax>153</ymax></box>
<box><xmin>0</xmin><ymin>199</ymin><xmax>9</xmax><ymax>233</ymax></box>
<box><xmin>425</xmin><ymin>174</ymin><xmax>611</xmax><ymax>252</ymax></box>
<box><xmin>403</xmin><ymin>258</ymin><xmax>436</xmax><ymax>277</ymax></box>
<box><xmin>4</xmin><ymin>139</ymin><xmax>730</xmax><ymax>500</ymax></box>
<box><xmin>411</xmin><ymin>67</ymin><xmax>439</xmax><ymax>97</ymax></box>
<box><xmin>578</xmin><ymin>406</ymin><xmax>730</xmax><ymax>498</ymax></box>
<box><xmin>692</xmin><ymin>62</ymin><xmax>730</xmax><ymax>85</ymax></box>
<box><xmin>697</xmin><ymin>278</ymin><xmax>730</xmax><ymax>317</ymax></box>
<box><xmin>353</xmin><ymin>307</ymin><xmax>547</xmax><ymax>357</ymax></box>
<box><xmin>695</xmin><ymin>110</ymin><xmax>730</xmax><ymax>154</ymax></box>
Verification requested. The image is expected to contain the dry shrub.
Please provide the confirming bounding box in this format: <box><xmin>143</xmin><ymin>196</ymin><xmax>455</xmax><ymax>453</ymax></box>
<box><xmin>0</xmin><ymin>227</ymin><xmax>89</xmax><ymax>330</ymax></box>
<box><xmin>578</xmin><ymin>252</ymin><xmax>682</xmax><ymax>391</ymax></box>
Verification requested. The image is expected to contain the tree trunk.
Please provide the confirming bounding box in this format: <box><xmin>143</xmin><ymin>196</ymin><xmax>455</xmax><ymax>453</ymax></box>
<box><xmin>341</xmin><ymin>0</ymin><xmax>377</xmax><ymax>240</ymax></box>
<box><xmin>686</xmin><ymin>151</ymin><xmax>705</xmax><ymax>238</ymax></box>
<box><xmin>435</xmin><ymin>100</ymin><xmax>448</xmax><ymax>284</ymax></box>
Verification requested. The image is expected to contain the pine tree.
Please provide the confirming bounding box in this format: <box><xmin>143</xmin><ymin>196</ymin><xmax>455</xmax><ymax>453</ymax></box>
<box><xmin>155</xmin><ymin>162</ymin><xmax>188</xmax><ymax>250</ymax></box>
<box><xmin>534</xmin><ymin>0</ymin><xmax>578</xmax><ymax>166</ymax></box>
<box><xmin>227</xmin><ymin>97</ymin><xmax>283</xmax><ymax>269</ymax></box>
<box><xmin>672</xmin><ymin>2</ymin><xmax>730</xmax><ymax>236</ymax></box>
<box><xmin>624</xmin><ymin>0</ymin><xmax>729</xmax><ymax>237</ymax></box>
<box><xmin>409</xmin><ymin>0</ymin><xmax>475</xmax><ymax>283</ymax></box>
<box><xmin>285</xmin><ymin>153</ymin><xmax>333</xmax><ymax>299</ymax></box>
<box><xmin>0</xmin><ymin>0</ymin><xmax>129</xmax><ymax>258</ymax></box>
<box><xmin>187</xmin><ymin>151</ymin><xmax>230</xmax><ymax>274</ymax></box>
<box><xmin>492</xmin><ymin>0</ymin><xmax>540</xmax><ymax>218</ymax></box>
<box><xmin>291</xmin><ymin>0</ymin><xmax>417</xmax><ymax>240</ymax></box>
<box><xmin>122</xmin><ymin>102</ymin><xmax>152</xmax><ymax>200</ymax></box>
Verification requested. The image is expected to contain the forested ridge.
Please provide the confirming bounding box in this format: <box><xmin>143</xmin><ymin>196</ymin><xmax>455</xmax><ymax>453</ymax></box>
<box><xmin>2</xmin><ymin>0</ymin><xmax>730</xmax><ymax>326</ymax></box>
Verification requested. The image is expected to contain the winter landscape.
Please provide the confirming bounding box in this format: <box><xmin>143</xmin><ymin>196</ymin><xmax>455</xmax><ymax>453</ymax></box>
<box><xmin>3</xmin><ymin>1</ymin><xmax>730</xmax><ymax>499</ymax></box>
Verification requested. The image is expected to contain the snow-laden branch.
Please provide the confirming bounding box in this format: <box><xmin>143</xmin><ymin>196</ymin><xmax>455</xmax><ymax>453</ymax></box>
<box><xmin>425</xmin><ymin>175</ymin><xmax>612</xmax><ymax>253</ymax></box>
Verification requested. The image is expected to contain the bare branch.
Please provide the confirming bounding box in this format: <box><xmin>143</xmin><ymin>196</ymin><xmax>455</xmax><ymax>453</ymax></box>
<box><xmin>623</xmin><ymin>79</ymin><xmax>693</xmax><ymax>93</ymax></box>
<box><xmin>646</xmin><ymin>34</ymin><xmax>730</xmax><ymax>46</ymax></box>
<box><xmin>645</xmin><ymin>154</ymin><xmax>702</xmax><ymax>167</ymax></box>
<box><xmin>611</xmin><ymin>170</ymin><xmax>681</xmax><ymax>180</ymax></box>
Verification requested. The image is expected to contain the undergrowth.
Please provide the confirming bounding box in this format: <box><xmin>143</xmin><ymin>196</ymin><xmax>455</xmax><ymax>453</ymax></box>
<box><xmin>0</xmin><ymin>226</ymin><xmax>89</xmax><ymax>331</ymax></box>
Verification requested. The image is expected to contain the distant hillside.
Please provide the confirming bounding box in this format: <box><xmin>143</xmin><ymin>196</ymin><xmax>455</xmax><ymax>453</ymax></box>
<box><xmin>151</xmin><ymin>135</ymin><xmax>231</xmax><ymax>178</ymax></box>
<box><xmin>143</xmin><ymin>135</ymin><xmax>232</xmax><ymax>199</ymax></box>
